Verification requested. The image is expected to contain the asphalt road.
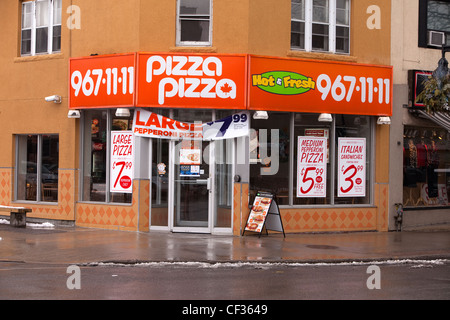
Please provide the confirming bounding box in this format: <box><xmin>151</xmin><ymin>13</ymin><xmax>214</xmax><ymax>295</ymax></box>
<box><xmin>1</xmin><ymin>259</ymin><xmax>449</xmax><ymax>302</ymax></box>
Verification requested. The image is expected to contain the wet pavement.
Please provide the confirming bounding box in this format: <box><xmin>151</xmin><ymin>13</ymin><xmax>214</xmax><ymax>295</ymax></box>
<box><xmin>1</xmin><ymin>222</ymin><xmax>450</xmax><ymax>265</ymax></box>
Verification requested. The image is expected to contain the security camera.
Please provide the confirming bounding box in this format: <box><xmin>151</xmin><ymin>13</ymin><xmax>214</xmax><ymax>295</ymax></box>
<box><xmin>45</xmin><ymin>95</ymin><xmax>62</xmax><ymax>103</ymax></box>
<box><xmin>67</xmin><ymin>110</ymin><xmax>81</xmax><ymax>118</ymax></box>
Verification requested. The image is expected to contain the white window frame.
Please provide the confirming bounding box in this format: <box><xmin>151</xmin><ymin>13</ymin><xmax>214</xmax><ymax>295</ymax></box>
<box><xmin>291</xmin><ymin>0</ymin><xmax>351</xmax><ymax>54</ymax></box>
<box><xmin>176</xmin><ymin>0</ymin><xmax>213</xmax><ymax>47</ymax></box>
<box><xmin>21</xmin><ymin>0</ymin><xmax>61</xmax><ymax>56</ymax></box>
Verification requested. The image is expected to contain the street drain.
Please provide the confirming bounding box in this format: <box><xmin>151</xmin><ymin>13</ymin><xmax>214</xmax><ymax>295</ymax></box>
<box><xmin>306</xmin><ymin>245</ymin><xmax>339</xmax><ymax>250</ymax></box>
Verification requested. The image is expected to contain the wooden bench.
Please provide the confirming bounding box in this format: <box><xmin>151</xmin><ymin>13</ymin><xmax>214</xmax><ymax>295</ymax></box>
<box><xmin>0</xmin><ymin>205</ymin><xmax>32</xmax><ymax>228</ymax></box>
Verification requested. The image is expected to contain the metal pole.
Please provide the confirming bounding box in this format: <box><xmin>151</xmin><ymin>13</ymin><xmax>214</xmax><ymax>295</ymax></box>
<box><xmin>442</xmin><ymin>45</ymin><xmax>450</xmax><ymax>60</ymax></box>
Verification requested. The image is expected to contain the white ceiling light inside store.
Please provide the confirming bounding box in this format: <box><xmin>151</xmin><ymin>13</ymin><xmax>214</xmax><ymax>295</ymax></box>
<box><xmin>253</xmin><ymin>111</ymin><xmax>269</xmax><ymax>120</ymax></box>
<box><xmin>116</xmin><ymin>108</ymin><xmax>131</xmax><ymax>117</ymax></box>
<box><xmin>318</xmin><ymin>113</ymin><xmax>332</xmax><ymax>122</ymax></box>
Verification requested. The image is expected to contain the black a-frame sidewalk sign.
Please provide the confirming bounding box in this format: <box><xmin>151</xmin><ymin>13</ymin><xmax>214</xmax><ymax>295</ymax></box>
<box><xmin>242</xmin><ymin>191</ymin><xmax>285</xmax><ymax>238</ymax></box>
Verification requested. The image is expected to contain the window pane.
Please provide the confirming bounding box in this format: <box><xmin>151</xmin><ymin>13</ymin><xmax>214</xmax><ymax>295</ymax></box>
<box><xmin>427</xmin><ymin>1</ymin><xmax>450</xmax><ymax>32</ymax></box>
<box><xmin>334</xmin><ymin>115</ymin><xmax>371</xmax><ymax>205</ymax></box>
<box><xmin>336</xmin><ymin>0</ymin><xmax>350</xmax><ymax>26</ymax></box>
<box><xmin>36</xmin><ymin>27</ymin><xmax>48</xmax><ymax>53</ymax></box>
<box><xmin>17</xmin><ymin>135</ymin><xmax>38</xmax><ymax>201</ymax></box>
<box><xmin>312</xmin><ymin>23</ymin><xmax>329</xmax><ymax>51</ymax></box>
<box><xmin>110</xmin><ymin>111</ymin><xmax>134</xmax><ymax>204</ymax></box>
<box><xmin>292</xmin><ymin>0</ymin><xmax>305</xmax><ymax>20</ymax></box>
<box><xmin>403</xmin><ymin>127</ymin><xmax>450</xmax><ymax>207</ymax></box>
<box><xmin>36</xmin><ymin>0</ymin><xmax>49</xmax><ymax>27</ymax></box>
<box><xmin>53</xmin><ymin>0</ymin><xmax>62</xmax><ymax>25</ymax></box>
<box><xmin>313</xmin><ymin>0</ymin><xmax>329</xmax><ymax>23</ymax></box>
<box><xmin>151</xmin><ymin>138</ymin><xmax>169</xmax><ymax>226</ymax></box>
<box><xmin>336</xmin><ymin>26</ymin><xmax>349</xmax><ymax>53</ymax></box>
<box><xmin>180</xmin><ymin>19</ymin><xmax>210</xmax><ymax>42</ymax></box>
<box><xmin>180</xmin><ymin>0</ymin><xmax>210</xmax><ymax>15</ymax></box>
<box><xmin>52</xmin><ymin>25</ymin><xmax>61</xmax><ymax>52</ymax></box>
<box><xmin>83</xmin><ymin>111</ymin><xmax>107</xmax><ymax>202</ymax></box>
<box><xmin>41</xmin><ymin>135</ymin><xmax>59</xmax><ymax>202</ymax></box>
<box><xmin>22</xmin><ymin>2</ymin><xmax>33</xmax><ymax>29</ymax></box>
<box><xmin>293</xmin><ymin>114</ymin><xmax>332</xmax><ymax>205</ymax></box>
<box><xmin>250</xmin><ymin>113</ymin><xmax>290</xmax><ymax>206</ymax></box>
<box><xmin>21</xmin><ymin>30</ymin><xmax>32</xmax><ymax>55</ymax></box>
<box><xmin>291</xmin><ymin>21</ymin><xmax>305</xmax><ymax>49</ymax></box>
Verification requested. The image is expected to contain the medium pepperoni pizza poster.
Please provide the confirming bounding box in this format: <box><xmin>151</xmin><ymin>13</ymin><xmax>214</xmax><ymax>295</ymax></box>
<box><xmin>297</xmin><ymin>136</ymin><xmax>327</xmax><ymax>198</ymax></box>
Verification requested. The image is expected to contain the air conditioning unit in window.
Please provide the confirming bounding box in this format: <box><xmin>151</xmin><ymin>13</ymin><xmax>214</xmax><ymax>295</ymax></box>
<box><xmin>428</xmin><ymin>31</ymin><xmax>445</xmax><ymax>47</ymax></box>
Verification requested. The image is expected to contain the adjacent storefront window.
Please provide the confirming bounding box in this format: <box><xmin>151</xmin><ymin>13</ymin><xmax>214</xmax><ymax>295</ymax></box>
<box><xmin>250</xmin><ymin>112</ymin><xmax>373</xmax><ymax>207</ymax></box>
<box><xmin>81</xmin><ymin>109</ymin><xmax>133</xmax><ymax>204</ymax></box>
<box><xmin>403</xmin><ymin>126</ymin><xmax>450</xmax><ymax>207</ymax></box>
<box><xmin>16</xmin><ymin>134</ymin><xmax>59</xmax><ymax>202</ymax></box>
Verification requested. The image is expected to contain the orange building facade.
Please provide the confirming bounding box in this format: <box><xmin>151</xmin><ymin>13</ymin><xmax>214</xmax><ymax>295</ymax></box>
<box><xmin>0</xmin><ymin>0</ymin><xmax>392</xmax><ymax>235</ymax></box>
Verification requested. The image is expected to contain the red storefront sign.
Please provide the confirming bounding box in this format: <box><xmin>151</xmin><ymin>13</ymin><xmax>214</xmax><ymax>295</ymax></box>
<box><xmin>69</xmin><ymin>53</ymin><xmax>136</xmax><ymax>109</ymax></box>
<box><xmin>135</xmin><ymin>53</ymin><xmax>248</xmax><ymax>109</ymax></box>
<box><xmin>248</xmin><ymin>55</ymin><xmax>393</xmax><ymax>116</ymax></box>
<box><xmin>69</xmin><ymin>53</ymin><xmax>392</xmax><ymax>116</ymax></box>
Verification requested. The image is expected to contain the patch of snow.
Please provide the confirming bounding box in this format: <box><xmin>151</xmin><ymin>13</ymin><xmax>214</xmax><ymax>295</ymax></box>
<box><xmin>0</xmin><ymin>219</ymin><xmax>54</xmax><ymax>229</ymax></box>
<box><xmin>86</xmin><ymin>259</ymin><xmax>449</xmax><ymax>269</ymax></box>
<box><xmin>27</xmin><ymin>222</ymin><xmax>55</xmax><ymax>229</ymax></box>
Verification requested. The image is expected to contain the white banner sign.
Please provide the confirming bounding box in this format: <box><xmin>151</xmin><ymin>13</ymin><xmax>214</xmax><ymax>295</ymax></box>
<box><xmin>110</xmin><ymin>131</ymin><xmax>134</xmax><ymax>193</ymax></box>
<box><xmin>132</xmin><ymin>108</ymin><xmax>249</xmax><ymax>140</ymax></box>
<box><xmin>203</xmin><ymin>112</ymin><xmax>249</xmax><ymax>140</ymax></box>
<box><xmin>338</xmin><ymin>138</ymin><xmax>366</xmax><ymax>197</ymax></box>
<box><xmin>297</xmin><ymin>136</ymin><xmax>327</xmax><ymax>198</ymax></box>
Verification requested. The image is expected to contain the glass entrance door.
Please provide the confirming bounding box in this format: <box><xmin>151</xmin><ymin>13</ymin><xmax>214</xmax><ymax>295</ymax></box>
<box><xmin>173</xmin><ymin>139</ymin><xmax>211</xmax><ymax>231</ymax></box>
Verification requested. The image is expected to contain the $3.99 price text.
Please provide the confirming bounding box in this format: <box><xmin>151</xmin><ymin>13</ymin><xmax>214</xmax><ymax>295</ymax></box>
<box><xmin>339</xmin><ymin>164</ymin><xmax>364</xmax><ymax>194</ymax></box>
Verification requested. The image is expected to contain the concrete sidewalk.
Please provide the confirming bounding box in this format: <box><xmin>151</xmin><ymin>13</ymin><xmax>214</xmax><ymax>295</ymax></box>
<box><xmin>1</xmin><ymin>222</ymin><xmax>450</xmax><ymax>265</ymax></box>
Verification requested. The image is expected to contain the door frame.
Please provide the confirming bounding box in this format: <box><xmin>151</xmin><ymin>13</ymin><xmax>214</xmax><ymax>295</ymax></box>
<box><xmin>170</xmin><ymin>139</ymin><xmax>214</xmax><ymax>234</ymax></box>
<box><xmin>147</xmin><ymin>111</ymin><xmax>236</xmax><ymax>235</ymax></box>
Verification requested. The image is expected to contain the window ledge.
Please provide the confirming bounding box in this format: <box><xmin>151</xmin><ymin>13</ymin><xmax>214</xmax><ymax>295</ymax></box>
<box><xmin>14</xmin><ymin>53</ymin><xmax>64</xmax><ymax>63</ymax></box>
<box><xmin>169</xmin><ymin>46</ymin><xmax>218</xmax><ymax>53</ymax></box>
<box><xmin>287</xmin><ymin>50</ymin><xmax>357</xmax><ymax>63</ymax></box>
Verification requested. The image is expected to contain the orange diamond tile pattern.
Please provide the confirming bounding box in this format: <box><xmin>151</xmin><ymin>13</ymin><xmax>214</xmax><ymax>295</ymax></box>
<box><xmin>76</xmin><ymin>180</ymin><xmax>148</xmax><ymax>231</ymax></box>
<box><xmin>0</xmin><ymin>169</ymin><xmax>150</xmax><ymax>232</ymax></box>
<box><xmin>233</xmin><ymin>183</ymin><xmax>388</xmax><ymax>234</ymax></box>
<box><xmin>0</xmin><ymin>169</ymin><xmax>75</xmax><ymax>221</ymax></box>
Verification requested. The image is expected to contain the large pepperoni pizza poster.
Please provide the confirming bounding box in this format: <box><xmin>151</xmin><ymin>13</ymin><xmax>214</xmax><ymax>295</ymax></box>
<box><xmin>297</xmin><ymin>136</ymin><xmax>327</xmax><ymax>198</ymax></box>
<box><xmin>110</xmin><ymin>131</ymin><xmax>134</xmax><ymax>193</ymax></box>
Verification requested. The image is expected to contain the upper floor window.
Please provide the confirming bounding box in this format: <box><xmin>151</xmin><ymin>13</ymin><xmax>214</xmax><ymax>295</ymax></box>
<box><xmin>291</xmin><ymin>0</ymin><xmax>350</xmax><ymax>54</ymax></box>
<box><xmin>21</xmin><ymin>0</ymin><xmax>62</xmax><ymax>56</ymax></box>
<box><xmin>418</xmin><ymin>0</ymin><xmax>450</xmax><ymax>48</ymax></box>
<box><xmin>177</xmin><ymin>0</ymin><xmax>212</xmax><ymax>46</ymax></box>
